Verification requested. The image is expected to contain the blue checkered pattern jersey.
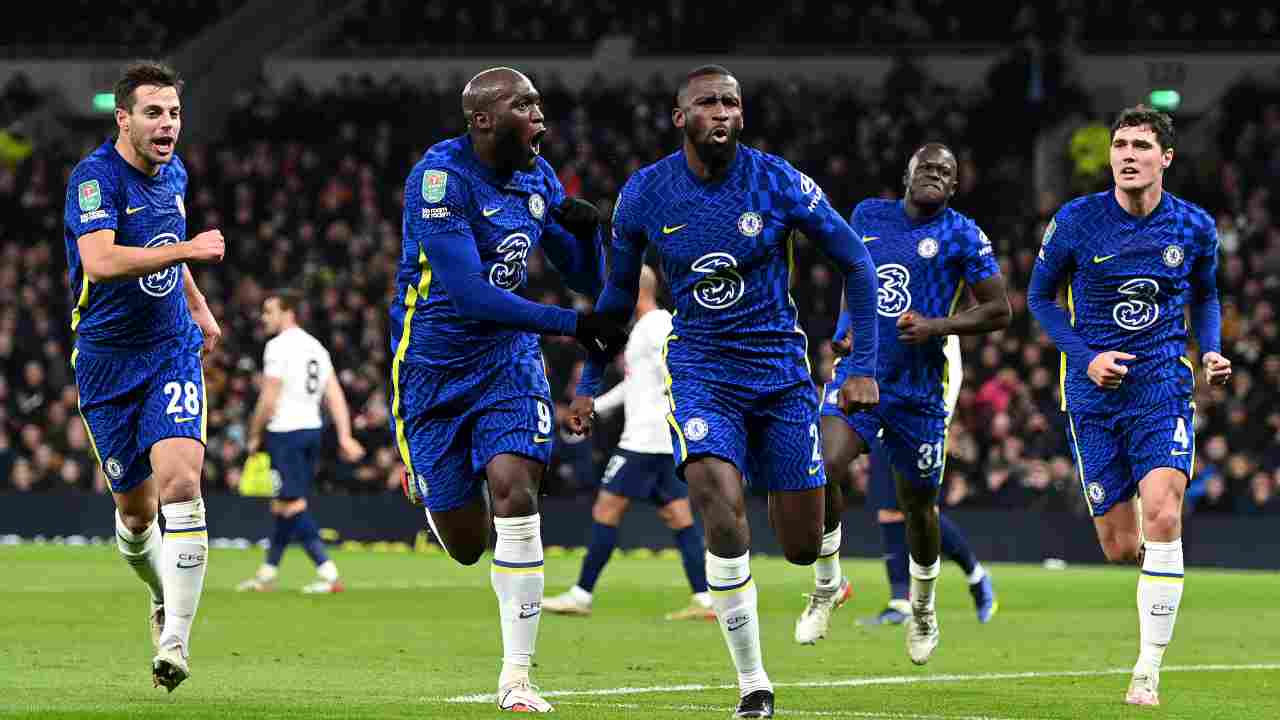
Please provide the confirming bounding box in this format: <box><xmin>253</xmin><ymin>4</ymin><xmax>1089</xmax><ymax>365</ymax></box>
<box><xmin>390</xmin><ymin>134</ymin><xmax>603</xmax><ymax>372</ymax></box>
<box><xmin>1027</xmin><ymin>189</ymin><xmax>1222</xmax><ymax>415</ymax></box>
<box><xmin>63</xmin><ymin>140</ymin><xmax>195</xmax><ymax>351</ymax></box>
<box><xmin>577</xmin><ymin>145</ymin><xmax>878</xmax><ymax>395</ymax></box>
<box><xmin>833</xmin><ymin>200</ymin><xmax>1001</xmax><ymax>414</ymax></box>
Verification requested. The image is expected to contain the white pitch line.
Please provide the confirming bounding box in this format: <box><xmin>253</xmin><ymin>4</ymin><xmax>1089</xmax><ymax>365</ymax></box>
<box><xmin>553</xmin><ymin>700</ymin><xmax>1041</xmax><ymax>720</ymax></box>
<box><xmin>441</xmin><ymin>662</ymin><xmax>1280</xmax><ymax>704</ymax></box>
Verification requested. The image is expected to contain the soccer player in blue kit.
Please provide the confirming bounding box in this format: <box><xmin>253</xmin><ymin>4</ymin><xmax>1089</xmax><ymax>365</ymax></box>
<box><xmin>567</xmin><ymin>65</ymin><xmax>881</xmax><ymax>719</ymax></box>
<box><xmin>390</xmin><ymin>67</ymin><xmax>625</xmax><ymax>713</ymax></box>
<box><xmin>1028</xmin><ymin>106</ymin><xmax>1232</xmax><ymax>706</ymax></box>
<box><xmin>806</xmin><ymin>144</ymin><xmax>1010</xmax><ymax>663</ymax></box>
<box><xmin>63</xmin><ymin>61</ymin><xmax>225</xmax><ymax>692</ymax></box>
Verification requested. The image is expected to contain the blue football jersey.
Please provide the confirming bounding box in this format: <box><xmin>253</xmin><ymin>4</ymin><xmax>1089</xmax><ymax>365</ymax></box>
<box><xmin>610</xmin><ymin>146</ymin><xmax>869</xmax><ymax>390</ymax></box>
<box><xmin>63</xmin><ymin>140</ymin><xmax>194</xmax><ymax>351</ymax></box>
<box><xmin>392</xmin><ymin>135</ymin><xmax>571</xmax><ymax>369</ymax></box>
<box><xmin>1032</xmin><ymin>190</ymin><xmax>1219</xmax><ymax>414</ymax></box>
<box><xmin>841</xmin><ymin>199</ymin><xmax>1000</xmax><ymax>412</ymax></box>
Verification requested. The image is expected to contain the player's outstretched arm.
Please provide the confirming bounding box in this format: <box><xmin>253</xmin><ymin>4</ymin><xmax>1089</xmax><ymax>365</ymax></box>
<box><xmin>182</xmin><ymin>264</ymin><xmax>221</xmax><ymax>352</ymax></box>
<box><xmin>422</xmin><ymin>227</ymin><xmax>578</xmax><ymax>336</ymax></box>
<box><xmin>77</xmin><ymin>228</ymin><xmax>224</xmax><ymax>283</ymax></box>
<box><xmin>897</xmin><ymin>275</ymin><xmax>1012</xmax><ymax>344</ymax></box>
<box><xmin>1027</xmin><ymin>219</ymin><xmax>1095</xmax><ymax>371</ymax></box>
<box><xmin>797</xmin><ymin>200</ymin><xmax>879</xmax><ymax>379</ymax></box>
<box><xmin>1188</xmin><ymin>221</ymin><xmax>1232</xmax><ymax>385</ymax></box>
<box><xmin>543</xmin><ymin>198</ymin><xmax>607</xmax><ymax>297</ymax></box>
<box><xmin>323</xmin><ymin>374</ymin><xmax>366</xmax><ymax>462</ymax></box>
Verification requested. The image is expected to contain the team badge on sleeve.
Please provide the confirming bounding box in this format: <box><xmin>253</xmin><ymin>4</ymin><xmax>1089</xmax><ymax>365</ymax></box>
<box><xmin>528</xmin><ymin>193</ymin><xmax>545</xmax><ymax>219</ymax></box>
<box><xmin>78</xmin><ymin>180</ymin><xmax>102</xmax><ymax>212</ymax></box>
<box><xmin>423</xmin><ymin>171</ymin><xmax>448</xmax><ymax>203</ymax></box>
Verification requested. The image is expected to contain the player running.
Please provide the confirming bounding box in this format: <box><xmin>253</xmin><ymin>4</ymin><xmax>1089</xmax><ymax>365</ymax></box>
<box><xmin>568</xmin><ymin>64</ymin><xmax>880</xmax><ymax>719</ymax></box>
<box><xmin>1028</xmin><ymin>106</ymin><xmax>1231</xmax><ymax>706</ymax></box>
<box><xmin>63</xmin><ymin>60</ymin><xmax>225</xmax><ymax>692</ymax></box>
<box><xmin>390</xmin><ymin>66</ymin><xmax>624</xmax><ymax>713</ymax></box>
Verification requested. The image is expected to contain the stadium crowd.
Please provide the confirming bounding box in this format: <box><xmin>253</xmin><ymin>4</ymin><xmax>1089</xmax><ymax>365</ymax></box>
<box><xmin>1</xmin><ymin>63</ymin><xmax>1278</xmax><ymax>519</ymax></box>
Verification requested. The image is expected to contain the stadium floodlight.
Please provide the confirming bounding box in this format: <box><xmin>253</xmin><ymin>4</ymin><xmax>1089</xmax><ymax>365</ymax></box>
<box><xmin>92</xmin><ymin>93</ymin><xmax>114</xmax><ymax>113</ymax></box>
<box><xmin>1148</xmin><ymin>89</ymin><xmax>1181</xmax><ymax>112</ymax></box>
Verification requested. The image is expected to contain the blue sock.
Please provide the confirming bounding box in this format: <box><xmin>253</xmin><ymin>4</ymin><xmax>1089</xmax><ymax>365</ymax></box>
<box><xmin>293</xmin><ymin>511</ymin><xmax>331</xmax><ymax>566</ymax></box>
<box><xmin>674</xmin><ymin>524</ymin><xmax>708</xmax><ymax>593</ymax></box>
<box><xmin>939</xmin><ymin>513</ymin><xmax>978</xmax><ymax>577</ymax></box>
<box><xmin>577</xmin><ymin>522</ymin><xmax>619</xmax><ymax>593</ymax></box>
<box><xmin>267</xmin><ymin>513</ymin><xmax>297</xmax><ymax>566</ymax></box>
<box><xmin>880</xmin><ymin>520</ymin><xmax>909</xmax><ymax>600</ymax></box>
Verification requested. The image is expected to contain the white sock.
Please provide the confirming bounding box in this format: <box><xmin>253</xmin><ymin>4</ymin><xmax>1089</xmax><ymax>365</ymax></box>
<box><xmin>256</xmin><ymin>563</ymin><xmax>279</xmax><ymax>582</ymax></box>
<box><xmin>568</xmin><ymin>585</ymin><xmax>592</xmax><ymax>605</ymax></box>
<box><xmin>491</xmin><ymin>514</ymin><xmax>544</xmax><ymax>688</ymax></box>
<box><xmin>909</xmin><ymin>556</ymin><xmax>941</xmax><ymax>612</ymax></box>
<box><xmin>813</xmin><ymin>523</ymin><xmax>842</xmax><ymax>592</ymax></box>
<box><xmin>707</xmin><ymin>551</ymin><xmax>771</xmax><ymax>697</ymax></box>
<box><xmin>115</xmin><ymin>511</ymin><xmax>164</xmax><ymax>605</ymax></box>
<box><xmin>159</xmin><ymin>498</ymin><xmax>208</xmax><ymax>653</ymax></box>
<box><xmin>316</xmin><ymin>560</ymin><xmax>339</xmax><ymax>583</ymax></box>
<box><xmin>1136</xmin><ymin>539</ymin><xmax>1184</xmax><ymax>673</ymax></box>
<box><xmin>966</xmin><ymin>563</ymin><xmax>987</xmax><ymax>585</ymax></box>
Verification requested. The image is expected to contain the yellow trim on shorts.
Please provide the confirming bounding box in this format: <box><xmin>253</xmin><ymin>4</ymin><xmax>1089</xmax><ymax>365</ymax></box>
<box><xmin>391</xmin><ymin>248</ymin><xmax>433</xmax><ymax>477</ymax></box>
<box><xmin>1067</xmin><ymin>411</ymin><xmax>1092</xmax><ymax>515</ymax></box>
<box><xmin>666</xmin><ymin>413</ymin><xmax>687</xmax><ymax>462</ymax></box>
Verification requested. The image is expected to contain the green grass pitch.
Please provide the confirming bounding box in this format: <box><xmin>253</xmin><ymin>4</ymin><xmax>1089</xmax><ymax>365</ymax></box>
<box><xmin>2</xmin><ymin>543</ymin><xmax>1277</xmax><ymax>719</ymax></box>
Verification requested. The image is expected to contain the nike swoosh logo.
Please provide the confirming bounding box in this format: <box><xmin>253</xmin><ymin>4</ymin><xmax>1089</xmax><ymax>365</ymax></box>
<box><xmin>862</xmin><ymin>235</ymin><xmax>879</xmax><ymax>242</ymax></box>
<box><xmin>662</xmin><ymin>224</ymin><xmax>687</xmax><ymax>234</ymax></box>
<box><xmin>1171</xmin><ymin>450</ymin><xmax>1190</xmax><ymax>456</ymax></box>
<box><xmin>533</xmin><ymin>436</ymin><xmax>551</xmax><ymax>444</ymax></box>
<box><xmin>726</xmin><ymin>619</ymin><xmax>750</xmax><ymax>632</ymax></box>
<box><xmin>126</xmin><ymin>206</ymin><xmax>145</xmax><ymax>215</ymax></box>
<box><xmin>482</xmin><ymin>207</ymin><xmax>501</xmax><ymax>217</ymax></box>
<box><xmin>1149</xmin><ymin>610</ymin><xmax>1174</xmax><ymax>616</ymax></box>
<box><xmin>1093</xmin><ymin>254</ymin><xmax>1117</xmax><ymax>263</ymax></box>
<box><xmin>808</xmin><ymin>464</ymin><xmax>821</xmax><ymax>476</ymax></box>
<box><xmin>518</xmin><ymin>609</ymin><xmax>541</xmax><ymax>619</ymax></box>
<box><xmin>174</xmin><ymin>416</ymin><xmax>198</xmax><ymax>424</ymax></box>
<box><xmin>176</xmin><ymin>561</ymin><xmax>204</xmax><ymax>569</ymax></box>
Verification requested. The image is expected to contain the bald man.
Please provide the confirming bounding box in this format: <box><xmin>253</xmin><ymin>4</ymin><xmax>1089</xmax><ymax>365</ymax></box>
<box><xmin>815</xmin><ymin>143</ymin><xmax>1011</xmax><ymax>663</ymax></box>
<box><xmin>389</xmin><ymin>66</ymin><xmax>625</xmax><ymax>712</ymax></box>
<box><xmin>544</xmin><ymin>265</ymin><xmax>716</xmax><ymax>622</ymax></box>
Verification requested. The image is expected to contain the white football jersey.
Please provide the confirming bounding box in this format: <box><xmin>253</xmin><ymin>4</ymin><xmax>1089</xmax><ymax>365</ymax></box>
<box><xmin>262</xmin><ymin>326</ymin><xmax>333</xmax><ymax>433</ymax></box>
<box><xmin>594</xmin><ymin>309</ymin><xmax>674</xmax><ymax>455</ymax></box>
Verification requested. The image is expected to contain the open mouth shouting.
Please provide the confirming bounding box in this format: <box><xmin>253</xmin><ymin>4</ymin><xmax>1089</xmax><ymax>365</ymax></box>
<box><xmin>530</xmin><ymin>128</ymin><xmax>547</xmax><ymax>157</ymax></box>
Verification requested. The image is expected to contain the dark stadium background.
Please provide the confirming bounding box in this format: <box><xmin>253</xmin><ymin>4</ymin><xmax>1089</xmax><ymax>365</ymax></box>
<box><xmin>1</xmin><ymin>0</ymin><xmax>1278</xmax><ymax>565</ymax></box>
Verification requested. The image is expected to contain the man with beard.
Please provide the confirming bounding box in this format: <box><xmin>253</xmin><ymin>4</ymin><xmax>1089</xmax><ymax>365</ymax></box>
<box><xmin>1029</xmin><ymin>106</ymin><xmax>1231</xmax><ymax>706</ymax></box>
<box><xmin>805</xmin><ymin>144</ymin><xmax>1010</xmax><ymax>663</ymax></box>
<box><xmin>63</xmin><ymin>60</ymin><xmax>224</xmax><ymax>693</ymax></box>
<box><xmin>565</xmin><ymin>65</ymin><xmax>881</xmax><ymax>719</ymax></box>
<box><xmin>390</xmin><ymin>66</ymin><xmax>625</xmax><ymax>713</ymax></box>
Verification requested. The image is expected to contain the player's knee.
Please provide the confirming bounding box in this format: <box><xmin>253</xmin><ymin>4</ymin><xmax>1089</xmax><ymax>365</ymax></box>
<box><xmin>489</xmin><ymin>481</ymin><xmax>538</xmax><ymax>517</ymax></box>
<box><xmin>1142</xmin><ymin>504</ymin><xmax>1182</xmax><ymax>541</ymax></box>
<box><xmin>447</xmin><ymin>543</ymin><xmax>486</xmax><ymax>566</ymax></box>
<box><xmin>118</xmin><ymin>508</ymin><xmax>156</xmax><ymax>534</ymax></box>
<box><xmin>1100</xmin><ymin>536</ymin><xmax>1141</xmax><ymax>564</ymax></box>
<box><xmin>783</xmin><ymin>543</ymin><xmax>820</xmax><ymax>566</ymax></box>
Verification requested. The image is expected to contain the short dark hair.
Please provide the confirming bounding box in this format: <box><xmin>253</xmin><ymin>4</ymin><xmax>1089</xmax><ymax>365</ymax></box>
<box><xmin>266</xmin><ymin>288</ymin><xmax>303</xmax><ymax>314</ymax></box>
<box><xmin>114</xmin><ymin>60</ymin><xmax>182</xmax><ymax>112</ymax></box>
<box><xmin>1111</xmin><ymin>105</ymin><xmax>1174</xmax><ymax>151</ymax></box>
<box><xmin>676</xmin><ymin>64</ymin><xmax>734</xmax><ymax>106</ymax></box>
